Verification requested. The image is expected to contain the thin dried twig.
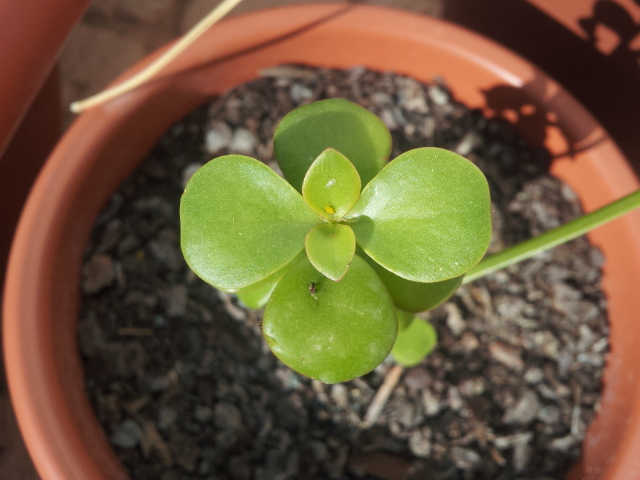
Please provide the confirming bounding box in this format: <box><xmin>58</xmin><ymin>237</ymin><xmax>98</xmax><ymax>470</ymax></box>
<box><xmin>361</xmin><ymin>363</ymin><xmax>404</xmax><ymax>428</ymax></box>
<box><xmin>70</xmin><ymin>0</ymin><xmax>245</xmax><ymax>113</ymax></box>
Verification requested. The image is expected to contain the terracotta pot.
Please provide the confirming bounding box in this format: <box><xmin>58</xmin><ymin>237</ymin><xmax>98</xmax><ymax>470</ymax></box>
<box><xmin>0</xmin><ymin>0</ymin><xmax>90</xmax><ymax>290</ymax></box>
<box><xmin>441</xmin><ymin>0</ymin><xmax>640</xmax><ymax>177</ymax></box>
<box><xmin>4</xmin><ymin>4</ymin><xmax>640</xmax><ymax>480</ymax></box>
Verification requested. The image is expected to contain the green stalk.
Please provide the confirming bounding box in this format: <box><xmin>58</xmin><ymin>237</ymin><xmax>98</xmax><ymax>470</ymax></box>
<box><xmin>463</xmin><ymin>190</ymin><xmax>640</xmax><ymax>284</ymax></box>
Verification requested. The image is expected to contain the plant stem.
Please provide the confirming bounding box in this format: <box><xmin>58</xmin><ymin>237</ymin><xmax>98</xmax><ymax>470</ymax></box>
<box><xmin>362</xmin><ymin>364</ymin><xmax>404</xmax><ymax>428</ymax></box>
<box><xmin>70</xmin><ymin>0</ymin><xmax>245</xmax><ymax>113</ymax></box>
<box><xmin>463</xmin><ymin>189</ymin><xmax>640</xmax><ymax>284</ymax></box>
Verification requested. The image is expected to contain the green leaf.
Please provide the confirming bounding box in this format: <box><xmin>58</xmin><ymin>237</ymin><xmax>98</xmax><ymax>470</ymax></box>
<box><xmin>347</xmin><ymin>148</ymin><xmax>491</xmax><ymax>283</ymax></box>
<box><xmin>302</xmin><ymin>148</ymin><xmax>361</xmax><ymax>221</ymax></box>
<box><xmin>262</xmin><ymin>255</ymin><xmax>397</xmax><ymax>384</ymax></box>
<box><xmin>359</xmin><ymin>249</ymin><xmax>462</xmax><ymax>312</ymax></box>
<box><xmin>391</xmin><ymin>318</ymin><xmax>438</xmax><ymax>367</ymax></box>
<box><xmin>180</xmin><ymin>155</ymin><xmax>321</xmax><ymax>291</ymax></box>
<box><xmin>236</xmin><ymin>253</ymin><xmax>303</xmax><ymax>309</ymax></box>
<box><xmin>305</xmin><ymin>223</ymin><xmax>356</xmax><ymax>281</ymax></box>
<box><xmin>396</xmin><ymin>308</ymin><xmax>415</xmax><ymax>332</ymax></box>
<box><xmin>274</xmin><ymin>98</ymin><xmax>391</xmax><ymax>192</ymax></box>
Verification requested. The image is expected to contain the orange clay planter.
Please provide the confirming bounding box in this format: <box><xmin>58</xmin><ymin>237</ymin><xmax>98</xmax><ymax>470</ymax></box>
<box><xmin>4</xmin><ymin>4</ymin><xmax>640</xmax><ymax>480</ymax></box>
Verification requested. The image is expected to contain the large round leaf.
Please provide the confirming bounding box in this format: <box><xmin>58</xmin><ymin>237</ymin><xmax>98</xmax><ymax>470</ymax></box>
<box><xmin>358</xmin><ymin>249</ymin><xmax>462</xmax><ymax>312</ymax></box>
<box><xmin>180</xmin><ymin>155</ymin><xmax>321</xmax><ymax>291</ymax></box>
<box><xmin>302</xmin><ymin>148</ymin><xmax>361</xmax><ymax>221</ymax></box>
<box><xmin>262</xmin><ymin>255</ymin><xmax>397</xmax><ymax>384</ymax></box>
<box><xmin>305</xmin><ymin>223</ymin><xmax>356</xmax><ymax>282</ymax></box>
<box><xmin>273</xmin><ymin>98</ymin><xmax>391</xmax><ymax>192</ymax></box>
<box><xmin>347</xmin><ymin>148</ymin><xmax>491</xmax><ymax>282</ymax></box>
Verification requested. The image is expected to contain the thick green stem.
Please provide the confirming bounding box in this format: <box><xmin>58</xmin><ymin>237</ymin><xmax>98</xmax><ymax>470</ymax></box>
<box><xmin>463</xmin><ymin>190</ymin><xmax>640</xmax><ymax>284</ymax></box>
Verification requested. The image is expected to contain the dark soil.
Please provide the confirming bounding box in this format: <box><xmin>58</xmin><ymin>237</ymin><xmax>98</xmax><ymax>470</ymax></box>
<box><xmin>79</xmin><ymin>66</ymin><xmax>609</xmax><ymax>480</ymax></box>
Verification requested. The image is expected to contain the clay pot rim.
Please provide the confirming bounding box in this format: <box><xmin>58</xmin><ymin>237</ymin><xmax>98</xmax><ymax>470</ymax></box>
<box><xmin>5</xmin><ymin>4</ymin><xmax>640</xmax><ymax>480</ymax></box>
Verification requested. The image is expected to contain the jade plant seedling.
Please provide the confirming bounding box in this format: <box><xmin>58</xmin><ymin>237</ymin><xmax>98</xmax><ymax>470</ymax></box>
<box><xmin>181</xmin><ymin>98</ymin><xmax>640</xmax><ymax>384</ymax></box>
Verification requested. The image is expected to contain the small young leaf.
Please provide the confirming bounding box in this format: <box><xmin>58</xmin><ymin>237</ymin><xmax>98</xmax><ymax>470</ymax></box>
<box><xmin>274</xmin><ymin>98</ymin><xmax>391</xmax><ymax>192</ymax></box>
<box><xmin>302</xmin><ymin>148</ymin><xmax>361</xmax><ymax>221</ymax></box>
<box><xmin>391</xmin><ymin>318</ymin><xmax>438</xmax><ymax>367</ymax></box>
<box><xmin>359</xmin><ymin>249</ymin><xmax>462</xmax><ymax>312</ymax></box>
<box><xmin>305</xmin><ymin>223</ymin><xmax>356</xmax><ymax>281</ymax></box>
<box><xmin>262</xmin><ymin>255</ymin><xmax>397</xmax><ymax>384</ymax></box>
<box><xmin>347</xmin><ymin>148</ymin><xmax>491</xmax><ymax>283</ymax></box>
<box><xmin>180</xmin><ymin>156</ymin><xmax>321</xmax><ymax>291</ymax></box>
<box><xmin>236</xmin><ymin>252</ymin><xmax>303</xmax><ymax>309</ymax></box>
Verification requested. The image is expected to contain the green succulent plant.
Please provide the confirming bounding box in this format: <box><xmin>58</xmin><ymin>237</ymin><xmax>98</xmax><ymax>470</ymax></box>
<box><xmin>181</xmin><ymin>98</ymin><xmax>491</xmax><ymax>383</ymax></box>
<box><xmin>181</xmin><ymin>98</ymin><xmax>640</xmax><ymax>384</ymax></box>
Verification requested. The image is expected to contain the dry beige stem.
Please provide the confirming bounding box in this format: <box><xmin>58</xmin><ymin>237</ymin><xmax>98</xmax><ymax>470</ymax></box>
<box><xmin>361</xmin><ymin>363</ymin><xmax>405</xmax><ymax>428</ymax></box>
<box><xmin>70</xmin><ymin>0</ymin><xmax>245</xmax><ymax>113</ymax></box>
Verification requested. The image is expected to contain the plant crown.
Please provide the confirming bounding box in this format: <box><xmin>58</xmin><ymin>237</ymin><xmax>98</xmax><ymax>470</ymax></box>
<box><xmin>180</xmin><ymin>98</ymin><xmax>492</xmax><ymax>383</ymax></box>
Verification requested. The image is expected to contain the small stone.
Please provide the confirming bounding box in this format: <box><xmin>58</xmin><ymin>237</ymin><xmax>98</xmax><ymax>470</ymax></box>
<box><xmin>77</xmin><ymin>316</ymin><xmax>103</xmax><ymax>357</ymax></box>
<box><xmin>537</xmin><ymin>405</ymin><xmax>561</xmax><ymax>424</ymax></box>
<box><xmin>105</xmin><ymin>341</ymin><xmax>146</xmax><ymax>378</ymax></box>
<box><xmin>548</xmin><ymin>434</ymin><xmax>578</xmax><ymax>452</ymax></box>
<box><xmin>450</xmin><ymin>447</ymin><xmax>482</xmax><ymax>471</ymax></box>
<box><xmin>403</xmin><ymin>367</ymin><xmax>431</xmax><ymax>393</ymax></box>
<box><xmin>214</xmin><ymin>402</ymin><xmax>243</xmax><ymax>430</ymax></box>
<box><xmin>398</xmin><ymin>402</ymin><xmax>419</xmax><ymax>429</ymax></box>
<box><xmin>502</xmin><ymin>390</ymin><xmax>540</xmax><ymax>425</ymax></box>
<box><xmin>445</xmin><ymin>303</ymin><xmax>465</xmax><ymax>336</ymax></box>
<box><xmin>458</xmin><ymin>378</ymin><xmax>485</xmax><ymax>397</ymax></box>
<box><xmin>459</xmin><ymin>331</ymin><xmax>479</xmax><ymax>352</ymax></box>
<box><xmin>82</xmin><ymin>254</ymin><xmax>114</xmax><ymax>294</ymax></box>
<box><xmin>162</xmin><ymin>284</ymin><xmax>188</xmax><ymax>318</ymax></box>
<box><xmin>309</xmin><ymin>440</ymin><xmax>327</xmax><ymax>462</ymax></box>
<box><xmin>170</xmin><ymin>433</ymin><xmax>200</xmax><ymax>472</ymax></box>
<box><xmin>229</xmin><ymin>128</ymin><xmax>257</xmax><ymax>155</ymax></box>
<box><xmin>428</xmin><ymin>85</ymin><xmax>450</xmax><ymax>105</ymax></box>
<box><xmin>524</xmin><ymin>368</ymin><xmax>544</xmax><ymax>384</ymax></box>
<box><xmin>447</xmin><ymin>386</ymin><xmax>464</xmax><ymax>411</ymax></box>
<box><xmin>379</xmin><ymin>109</ymin><xmax>398</xmax><ymax>130</ymax></box>
<box><xmin>134</xmin><ymin>196</ymin><xmax>173</xmax><ymax>217</ymax></box>
<box><xmin>488</xmin><ymin>341</ymin><xmax>524</xmax><ymax>370</ymax></box>
<box><xmin>148</xmin><ymin>238</ymin><xmax>182</xmax><ymax>270</ymax></box>
<box><xmin>124</xmin><ymin>291</ymin><xmax>158</xmax><ymax>307</ymax></box>
<box><xmin>205</xmin><ymin>122</ymin><xmax>232</xmax><ymax>154</ymax></box>
<box><xmin>194</xmin><ymin>405</ymin><xmax>212</xmax><ymax>422</ymax></box>
<box><xmin>533</xmin><ymin>331</ymin><xmax>561</xmax><ymax>359</ymax></box>
<box><xmin>552</xmin><ymin>282</ymin><xmax>582</xmax><ymax>315</ymax></box>
<box><xmin>408</xmin><ymin>427</ymin><xmax>432</xmax><ymax>457</ymax></box>
<box><xmin>421</xmin><ymin>389</ymin><xmax>441</xmax><ymax>417</ymax></box>
<box><xmin>454</xmin><ymin>131</ymin><xmax>481</xmax><ymax>157</ymax></box>
<box><xmin>290</xmin><ymin>83</ymin><xmax>313</xmax><ymax>102</ymax></box>
<box><xmin>148</xmin><ymin>375</ymin><xmax>172</xmax><ymax>392</ymax></box>
<box><xmin>158</xmin><ymin>406</ymin><xmax>178</xmax><ymax>430</ymax></box>
<box><xmin>274</xmin><ymin>367</ymin><xmax>299</xmax><ymax>391</ymax></box>
<box><xmin>110</xmin><ymin>419</ymin><xmax>143</xmax><ymax>449</ymax></box>
<box><xmin>494</xmin><ymin>432</ymin><xmax>533</xmax><ymax>450</ymax></box>
<box><xmin>97</xmin><ymin>219</ymin><xmax>124</xmax><ymax>253</ymax></box>
<box><xmin>371</xmin><ymin>92</ymin><xmax>392</xmax><ymax>105</ymax></box>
